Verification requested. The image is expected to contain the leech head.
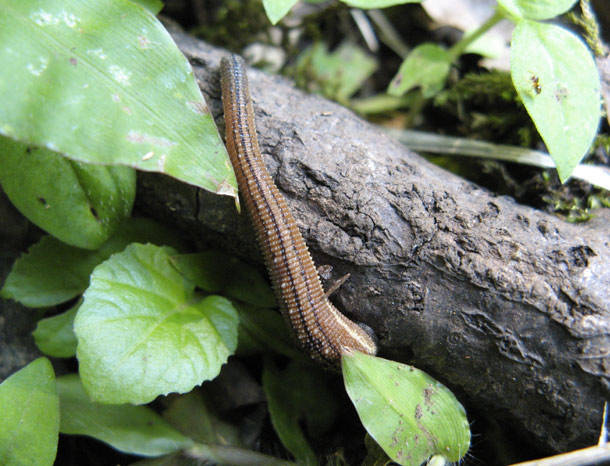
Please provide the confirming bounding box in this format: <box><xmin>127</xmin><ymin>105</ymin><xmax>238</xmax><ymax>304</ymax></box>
<box><xmin>317</xmin><ymin>302</ymin><xmax>377</xmax><ymax>362</ymax></box>
<box><xmin>354</xmin><ymin>322</ymin><xmax>378</xmax><ymax>353</ymax></box>
<box><xmin>339</xmin><ymin>322</ymin><xmax>378</xmax><ymax>357</ymax></box>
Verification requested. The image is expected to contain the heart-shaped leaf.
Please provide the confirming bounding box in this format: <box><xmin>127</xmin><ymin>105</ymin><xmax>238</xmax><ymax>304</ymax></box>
<box><xmin>0</xmin><ymin>0</ymin><xmax>236</xmax><ymax>197</ymax></box>
<box><xmin>75</xmin><ymin>243</ymin><xmax>239</xmax><ymax>404</ymax></box>
<box><xmin>0</xmin><ymin>358</ymin><xmax>59</xmax><ymax>466</ymax></box>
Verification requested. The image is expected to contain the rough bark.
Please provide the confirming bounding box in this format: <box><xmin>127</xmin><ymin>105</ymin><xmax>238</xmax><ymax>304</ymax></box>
<box><xmin>136</xmin><ymin>29</ymin><xmax>610</xmax><ymax>455</ymax></box>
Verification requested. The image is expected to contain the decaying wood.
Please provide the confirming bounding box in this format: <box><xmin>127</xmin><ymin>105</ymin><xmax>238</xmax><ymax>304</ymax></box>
<box><xmin>137</xmin><ymin>30</ymin><xmax>610</xmax><ymax>456</ymax></box>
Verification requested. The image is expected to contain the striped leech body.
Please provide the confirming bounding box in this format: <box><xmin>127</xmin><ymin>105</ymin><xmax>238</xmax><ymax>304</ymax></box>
<box><xmin>220</xmin><ymin>54</ymin><xmax>377</xmax><ymax>364</ymax></box>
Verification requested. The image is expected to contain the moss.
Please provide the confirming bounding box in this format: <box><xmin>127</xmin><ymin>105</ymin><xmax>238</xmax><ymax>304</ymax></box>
<box><xmin>433</xmin><ymin>71</ymin><xmax>537</xmax><ymax>146</ymax></box>
<box><xmin>566</xmin><ymin>0</ymin><xmax>607</xmax><ymax>57</ymax></box>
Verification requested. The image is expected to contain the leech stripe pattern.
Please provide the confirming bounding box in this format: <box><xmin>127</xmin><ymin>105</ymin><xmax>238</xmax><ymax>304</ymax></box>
<box><xmin>220</xmin><ymin>54</ymin><xmax>377</xmax><ymax>363</ymax></box>
<box><xmin>232</xmin><ymin>57</ymin><xmax>328</xmax><ymax>361</ymax></box>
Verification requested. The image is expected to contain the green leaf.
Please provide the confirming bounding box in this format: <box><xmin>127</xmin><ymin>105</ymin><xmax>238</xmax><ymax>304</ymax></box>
<box><xmin>262</xmin><ymin>0</ymin><xmax>299</xmax><ymax>25</ymax></box>
<box><xmin>1</xmin><ymin>217</ymin><xmax>184</xmax><ymax>308</ymax></box>
<box><xmin>295</xmin><ymin>42</ymin><xmax>377</xmax><ymax>102</ymax></box>
<box><xmin>341</xmin><ymin>0</ymin><xmax>422</xmax><ymax>8</ymax></box>
<box><xmin>263</xmin><ymin>360</ymin><xmax>339</xmax><ymax>465</ymax></box>
<box><xmin>0</xmin><ymin>139</ymin><xmax>135</xmax><ymax>249</ymax></box>
<box><xmin>57</xmin><ymin>374</ymin><xmax>193</xmax><ymax>456</ymax></box>
<box><xmin>388</xmin><ymin>43</ymin><xmax>451</xmax><ymax>98</ymax></box>
<box><xmin>498</xmin><ymin>0</ymin><xmax>577</xmax><ymax>20</ymax></box>
<box><xmin>236</xmin><ymin>303</ymin><xmax>301</xmax><ymax>359</ymax></box>
<box><xmin>0</xmin><ymin>358</ymin><xmax>59</xmax><ymax>466</ymax></box>
<box><xmin>75</xmin><ymin>243</ymin><xmax>239</xmax><ymax>404</ymax></box>
<box><xmin>163</xmin><ymin>391</ymin><xmax>241</xmax><ymax>446</ymax></box>
<box><xmin>342</xmin><ymin>352</ymin><xmax>470</xmax><ymax>466</ymax></box>
<box><xmin>130</xmin><ymin>0</ymin><xmax>164</xmax><ymax>15</ymax></box>
<box><xmin>162</xmin><ymin>392</ymin><xmax>299</xmax><ymax>466</ymax></box>
<box><xmin>0</xmin><ymin>0</ymin><xmax>237</xmax><ymax>198</ymax></box>
<box><xmin>510</xmin><ymin>20</ymin><xmax>601</xmax><ymax>181</ymax></box>
<box><xmin>33</xmin><ymin>300</ymin><xmax>80</xmax><ymax>358</ymax></box>
<box><xmin>171</xmin><ymin>251</ymin><xmax>275</xmax><ymax>308</ymax></box>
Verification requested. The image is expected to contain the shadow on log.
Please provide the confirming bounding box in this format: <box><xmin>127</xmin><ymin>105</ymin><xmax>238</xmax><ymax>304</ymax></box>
<box><xmin>134</xmin><ymin>29</ymin><xmax>610</xmax><ymax>456</ymax></box>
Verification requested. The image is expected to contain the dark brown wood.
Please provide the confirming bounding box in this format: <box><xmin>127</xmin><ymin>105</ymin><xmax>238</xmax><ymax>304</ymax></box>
<box><xmin>134</xmin><ymin>28</ymin><xmax>610</xmax><ymax>457</ymax></box>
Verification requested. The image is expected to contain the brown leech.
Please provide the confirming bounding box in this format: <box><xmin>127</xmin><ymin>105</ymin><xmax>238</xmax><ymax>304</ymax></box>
<box><xmin>220</xmin><ymin>54</ymin><xmax>377</xmax><ymax>364</ymax></box>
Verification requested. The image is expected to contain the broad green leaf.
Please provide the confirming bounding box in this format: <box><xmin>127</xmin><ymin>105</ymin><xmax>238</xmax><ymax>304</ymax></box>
<box><xmin>262</xmin><ymin>0</ymin><xmax>299</xmax><ymax>25</ymax></box>
<box><xmin>0</xmin><ymin>0</ymin><xmax>237</xmax><ymax>198</ymax></box>
<box><xmin>498</xmin><ymin>0</ymin><xmax>577</xmax><ymax>20</ymax></box>
<box><xmin>510</xmin><ymin>21</ymin><xmax>601</xmax><ymax>181</ymax></box>
<box><xmin>33</xmin><ymin>300</ymin><xmax>80</xmax><ymax>358</ymax></box>
<box><xmin>295</xmin><ymin>42</ymin><xmax>377</xmax><ymax>102</ymax></box>
<box><xmin>1</xmin><ymin>217</ymin><xmax>184</xmax><ymax>307</ymax></box>
<box><xmin>171</xmin><ymin>252</ymin><xmax>275</xmax><ymax>308</ymax></box>
<box><xmin>341</xmin><ymin>0</ymin><xmax>422</xmax><ymax>8</ymax></box>
<box><xmin>388</xmin><ymin>43</ymin><xmax>451</xmax><ymax>98</ymax></box>
<box><xmin>236</xmin><ymin>303</ymin><xmax>301</xmax><ymax>359</ymax></box>
<box><xmin>75</xmin><ymin>243</ymin><xmax>239</xmax><ymax>404</ymax></box>
<box><xmin>57</xmin><ymin>374</ymin><xmax>192</xmax><ymax>456</ymax></box>
<box><xmin>263</xmin><ymin>362</ymin><xmax>316</xmax><ymax>465</ymax></box>
<box><xmin>0</xmin><ymin>358</ymin><xmax>59</xmax><ymax>466</ymax></box>
<box><xmin>130</xmin><ymin>0</ymin><xmax>164</xmax><ymax>14</ymax></box>
<box><xmin>263</xmin><ymin>360</ymin><xmax>339</xmax><ymax>465</ymax></box>
<box><xmin>342</xmin><ymin>352</ymin><xmax>470</xmax><ymax>466</ymax></box>
<box><xmin>163</xmin><ymin>391</ymin><xmax>241</xmax><ymax>446</ymax></box>
<box><xmin>0</xmin><ymin>139</ymin><xmax>135</xmax><ymax>249</ymax></box>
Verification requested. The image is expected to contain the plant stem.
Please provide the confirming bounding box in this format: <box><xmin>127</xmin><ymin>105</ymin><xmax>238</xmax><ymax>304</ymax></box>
<box><xmin>367</xmin><ymin>9</ymin><xmax>410</xmax><ymax>58</ymax></box>
<box><xmin>385</xmin><ymin>128</ymin><xmax>610</xmax><ymax>190</ymax></box>
<box><xmin>448</xmin><ymin>9</ymin><xmax>505</xmax><ymax>61</ymax></box>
